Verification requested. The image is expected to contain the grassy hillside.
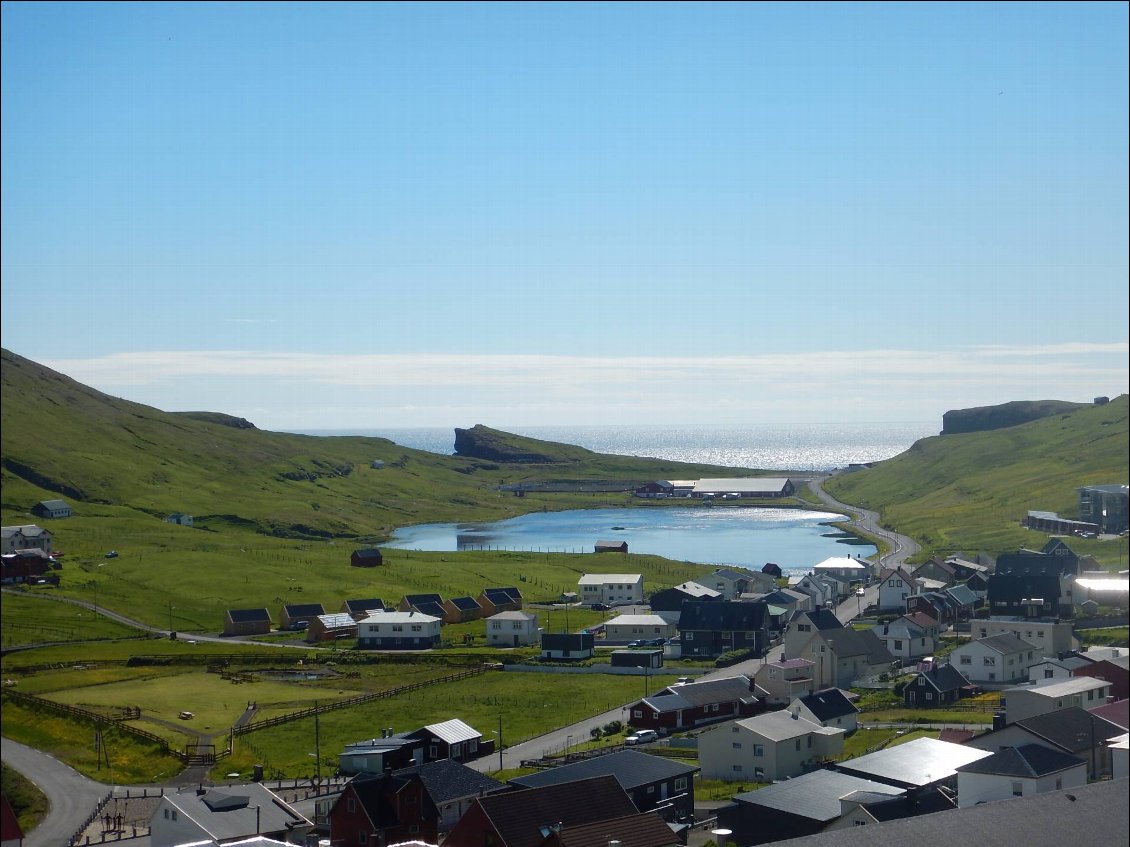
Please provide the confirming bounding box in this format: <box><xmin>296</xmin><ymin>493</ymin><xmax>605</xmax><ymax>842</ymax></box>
<box><xmin>0</xmin><ymin>348</ymin><xmax>764</xmax><ymax>541</ymax></box>
<box><xmin>826</xmin><ymin>395</ymin><xmax>1129</xmax><ymax>563</ymax></box>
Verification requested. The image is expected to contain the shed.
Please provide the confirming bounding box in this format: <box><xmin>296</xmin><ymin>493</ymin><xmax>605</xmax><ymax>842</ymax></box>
<box><xmin>31</xmin><ymin>499</ymin><xmax>72</xmax><ymax>519</ymax></box>
<box><xmin>595</xmin><ymin>539</ymin><xmax>629</xmax><ymax>553</ymax></box>
<box><xmin>351</xmin><ymin>547</ymin><xmax>384</xmax><ymax>568</ymax></box>
<box><xmin>610</xmin><ymin>649</ymin><xmax>664</xmax><ymax>669</ymax></box>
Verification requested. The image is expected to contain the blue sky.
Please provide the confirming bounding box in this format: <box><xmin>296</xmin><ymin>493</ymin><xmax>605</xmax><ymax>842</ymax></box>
<box><xmin>2</xmin><ymin>2</ymin><xmax>1127</xmax><ymax>431</ymax></box>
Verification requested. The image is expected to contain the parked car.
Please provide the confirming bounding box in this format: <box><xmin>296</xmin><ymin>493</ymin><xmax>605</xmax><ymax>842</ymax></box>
<box><xmin>624</xmin><ymin>729</ymin><xmax>659</xmax><ymax>745</ymax></box>
<box><xmin>647</xmin><ymin>637</ymin><xmax>667</xmax><ymax>646</ymax></box>
<box><xmin>105</xmin><ymin>550</ymin><xmax>119</xmax><ymax>559</ymax></box>
<box><xmin>591</xmin><ymin>603</ymin><xmax>609</xmax><ymax>611</ymax></box>
<box><xmin>627</xmin><ymin>639</ymin><xmax>646</xmax><ymax>647</ymax></box>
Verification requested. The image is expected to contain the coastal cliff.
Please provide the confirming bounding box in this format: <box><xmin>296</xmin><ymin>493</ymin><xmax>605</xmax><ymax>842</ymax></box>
<box><xmin>941</xmin><ymin>399</ymin><xmax>1093</xmax><ymax>435</ymax></box>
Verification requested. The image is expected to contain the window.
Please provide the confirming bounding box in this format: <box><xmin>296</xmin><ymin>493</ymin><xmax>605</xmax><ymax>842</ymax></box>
<box><xmin>894</xmin><ymin>640</ymin><xmax>903</xmax><ymax>651</ymax></box>
<box><xmin>917</xmin><ymin>677</ymin><xmax>926</xmax><ymax>686</ymax></box>
<box><xmin>647</xmin><ymin>785</ymin><xmax>655</xmax><ymax>793</ymax></box>
<box><xmin>754</xmin><ymin>767</ymin><xmax>764</xmax><ymax>779</ymax></box>
<box><xmin>753</xmin><ymin>745</ymin><xmax>764</xmax><ymax>757</ymax></box>
<box><xmin>796</xmin><ymin>738</ymin><xmax>801</xmax><ymax>751</ymax></box>
<box><xmin>854</xmin><ymin>820</ymin><xmax>867</xmax><ymax>826</ymax></box>
<box><xmin>960</xmin><ymin>655</ymin><xmax>972</xmax><ymax>665</ymax></box>
<box><xmin>674</xmin><ymin>777</ymin><xmax>688</xmax><ymax>791</ymax></box>
<box><xmin>348</xmin><ymin>798</ymin><xmax>356</xmax><ymax>813</ymax></box>
<box><xmin>983</xmin><ymin>656</ymin><xmax>996</xmax><ymax>666</ymax></box>
<box><xmin>1012</xmin><ymin>781</ymin><xmax>1023</xmax><ymax>797</ymax></box>
<box><xmin>733</xmin><ymin>764</ymin><xmax>743</xmax><ymax>772</ymax></box>
<box><xmin>392</xmin><ymin>625</ymin><xmax>403</xmax><ymax>632</ymax></box>
<box><xmin>411</xmin><ymin>625</ymin><xmax>422</xmax><ymax>632</ymax></box>
<box><xmin>926</xmin><ymin>692</ymin><xmax>933</xmax><ymax>701</ymax></box>
<box><xmin>732</xmin><ymin>742</ymin><xmax>742</xmax><ymax>749</ymax></box>
<box><xmin>732</xmin><ymin>725</ymin><xmax>740</xmax><ymax>733</ymax></box>
<box><xmin>685</xmin><ymin>633</ymin><xmax>693</xmax><ymax>641</ymax></box>
<box><xmin>633</xmin><ymin>709</ymin><xmax>643</xmax><ymax>718</ymax></box>
<box><xmin>1045</xmin><ymin>669</ymin><xmax>1055</xmax><ymax>678</ymax></box>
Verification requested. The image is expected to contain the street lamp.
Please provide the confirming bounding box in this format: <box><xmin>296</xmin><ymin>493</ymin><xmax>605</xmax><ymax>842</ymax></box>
<box><xmin>493</xmin><ymin>716</ymin><xmax>503</xmax><ymax>772</ymax></box>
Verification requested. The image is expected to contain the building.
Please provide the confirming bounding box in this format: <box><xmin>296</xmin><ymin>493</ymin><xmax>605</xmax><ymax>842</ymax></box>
<box><xmin>577</xmin><ymin>573</ymin><xmax>644</xmax><ymax>606</ymax></box>
<box><xmin>30</xmin><ymin>500</ymin><xmax>72</xmax><ymax>519</ymax></box>
<box><xmin>349</xmin><ymin>547</ymin><xmax>384</xmax><ymax>567</ymax></box>
<box><xmin>477</xmin><ymin>586</ymin><xmax>523</xmax><ymax>615</ymax></box>
<box><xmin>278</xmin><ymin>603</ymin><xmax>325</xmax><ymax>632</ymax></box>
<box><xmin>812</xmin><ymin>556</ymin><xmax>871</xmax><ymax>583</ymax></box>
<box><xmin>327</xmin><ymin>771</ymin><xmax>438</xmax><ymax>847</ymax></box>
<box><xmin>627</xmin><ymin>675</ymin><xmax>759</xmax><ymax>733</ymax></box>
<box><xmin>540</xmin><ymin>632</ymin><xmax>594</xmax><ymax>660</ymax></box>
<box><xmin>754</xmin><ymin>658</ymin><xmax>817</xmax><ymax>706</ymax></box>
<box><xmin>954</xmin><ymin>744</ymin><xmax>1087</xmax><ymax>808</ymax></box>
<box><xmin>676</xmin><ymin>600</ymin><xmax>770</xmax><ymax>658</ymax></box>
<box><xmin>485</xmin><ymin>611</ymin><xmax>540</xmax><ymax>647</ymax></box>
<box><xmin>148</xmin><ymin>785</ymin><xmax>312</xmax><ymax>847</ymax></box>
<box><xmin>789</xmin><ymin>689</ymin><xmax>859</xmax><ymax>731</ymax></box>
<box><xmin>338</xmin><ymin>731</ymin><xmax>422</xmax><ymax>776</ymax></box>
<box><xmin>872</xmin><ymin>613</ymin><xmax>940</xmax><ymax>660</ymax></box>
<box><xmin>1077</xmin><ymin>483</ymin><xmax>1129</xmax><ymax>534</ymax></box>
<box><xmin>508</xmin><ymin>749</ymin><xmax>698</xmax><ymax>821</ymax></box>
<box><xmin>1</xmin><ymin>525</ymin><xmax>53</xmax><ymax>554</ymax></box>
<box><xmin>972</xmin><ymin>617</ymin><xmax>1077</xmax><ymax>656</ymax></box>
<box><xmin>390</xmin><ymin>759</ymin><xmax>505</xmax><ymax>836</ymax></box>
<box><xmin>876</xmin><ymin>567</ymin><xmax>918</xmax><ymax>612</ymax></box>
<box><xmin>691</xmin><ymin>478</ymin><xmax>795</xmax><ymax>498</ymax></box>
<box><xmin>399</xmin><ymin>593</ymin><xmax>446</xmax><ymax>618</ymax></box>
<box><xmin>442</xmin><ymin>596</ymin><xmax>484</xmax><ymax>624</ymax></box>
<box><xmin>648</xmin><ymin>581</ymin><xmax>722</xmax><ymax>612</ymax></box>
<box><xmin>341</xmin><ymin>598</ymin><xmax>386</xmax><ymax>620</ymax></box>
<box><xmin>604</xmin><ymin>613</ymin><xmax>678</xmax><ymax>643</ymax></box>
<box><xmin>404</xmin><ymin>719</ymin><xmax>489</xmax><ymax>764</ymax></box>
<box><xmin>902</xmin><ymin>661</ymin><xmax>977</xmax><ymax>708</ymax></box>
<box><xmin>306</xmin><ymin>612</ymin><xmax>357</xmax><ymax>642</ymax></box>
<box><xmin>832</xmin><ymin>737</ymin><xmax>993</xmax><ymax>793</ymax></box>
<box><xmin>357</xmin><ymin>611</ymin><xmax>442</xmax><ymax>650</ymax></box>
<box><xmin>594</xmin><ymin>539</ymin><xmax>629</xmax><ymax>553</ymax></box>
<box><xmin>1001</xmin><ymin>676</ymin><xmax>1113</xmax><ymax>724</ymax></box>
<box><xmin>697</xmin><ymin>712</ymin><xmax>844</xmax><ymax>782</ymax></box>
<box><xmin>222</xmin><ymin>608</ymin><xmax>272</xmax><ymax>637</ymax></box>
<box><xmin>948</xmin><ymin>633</ymin><xmax>1038</xmax><ymax>687</ymax></box>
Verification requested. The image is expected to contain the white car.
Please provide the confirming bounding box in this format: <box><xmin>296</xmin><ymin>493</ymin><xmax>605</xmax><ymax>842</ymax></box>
<box><xmin>625</xmin><ymin>729</ymin><xmax>659</xmax><ymax>745</ymax></box>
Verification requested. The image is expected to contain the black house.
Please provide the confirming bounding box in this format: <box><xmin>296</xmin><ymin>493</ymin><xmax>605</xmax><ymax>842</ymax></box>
<box><xmin>677</xmin><ymin>601</ymin><xmax>770</xmax><ymax>658</ymax></box>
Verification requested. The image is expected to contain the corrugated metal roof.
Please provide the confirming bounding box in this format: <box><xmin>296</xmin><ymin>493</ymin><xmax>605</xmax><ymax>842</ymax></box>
<box><xmin>423</xmin><ymin>718</ymin><xmax>481</xmax><ymax>745</ymax></box>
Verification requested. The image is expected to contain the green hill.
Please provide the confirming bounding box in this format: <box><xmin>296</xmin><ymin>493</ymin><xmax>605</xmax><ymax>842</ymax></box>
<box><xmin>826</xmin><ymin>395</ymin><xmax>1128</xmax><ymax>561</ymax></box>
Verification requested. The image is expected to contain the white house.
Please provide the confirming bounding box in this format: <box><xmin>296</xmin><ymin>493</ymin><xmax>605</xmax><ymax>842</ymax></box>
<box><xmin>812</xmin><ymin>556</ymin><xmax>872</xmax><ymax>583</ymax></box>
<box><xmin>955</xmin><ymin>744</ymin><xmax>1087</xmax><ymax>808</ymax></box>
<box><xmin>356</xmin><ymin>610</ymin><xmax>442</xmax><ymax>650</ymax></box>
<box><xmin>697</xmin><ymin>711</ymin><xmax>844</xmax><ymax>782</ymax></box>
<box><xmin>948</xmin><ymin>633</ymin><xmax>1039</xmax><ymax>687</ymax></box>
<box><xmin>0</xmin><ymin>524</ymin><xmax>53</xmax><ymax>554</ymax></box>
<box><xmin>484</xmin><ymin>611</ymin><xmax>540</xmax><ymax>647</ymax></box>
<box><xmin>577</xmin><ymin>573</ymin><xmax>644</xmax><ymax>606</ymax></box>
<box><xmin>603</xmin><ymin>613</ymin><xmax>678</xmax><ymax>643</ymax></box>
<box><xmin>1027</xmin><ymin>654</ymin><xmax>1093</xmax><ymax>684</ymax></box>
<box><xmin>1002</xmin><ymin>676</ymin><xmax>1114</xmax><ymax>724</ymax></box>
<box><xmin>148</xmin><ymin>785</ymin><xmax>312</xmax><ymax>847</ymax></box>
<box><xmin>789</xmin><ymin>689</ymin><xmax>859</xmax><ymax>732</ymax></box>
<box><xmin>876</xmin><ymin>566</ymin><xmax>918</xmax><ymax>612</ymax></box>
<box><xmin>1111</xmin><ymin>733</ymin><xmax>1129</xmax><ymax>779</ymax></box>
<box><xmin>972</xmin><ymin>617</ymin><xmax>1078</xmax><ymax>657</ymax></box>
<box><xmin>754</xmin><ymin>658</ymin><xmax>817</xmax><ymax>706</ymax></box>
<box><xmin>872</xmin><ymin>612</ymin><xmax>940</xmax><ymax>661</ymax></box>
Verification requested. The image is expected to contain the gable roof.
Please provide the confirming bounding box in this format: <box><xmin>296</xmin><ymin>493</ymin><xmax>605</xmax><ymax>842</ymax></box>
<box><xmin>818</xmin><ymin>627</ymin><xmax>896</xmax><ymax>665</ymax></box>
<box><xmin>677</xmin><ymin>600</ymin><xmax>768</xmax><ymax>631</ymax></box>
<box><xmin>412</xmin><ymin>601</ymin><xmax>447</xmax><ymax>617</ymax></box>
<box><xmin>227</xmin><ymin>608</ymin><xmax>271</xmax><ymax>623</ymax></box>
<box><xmin>971</xmin><ymin>633</ymin><xmax>1037</xmax><ymax>655</ymax></box>
<box><xmin>447</xmin><ymin>596</ymin><xmax>482</xmax><ymax>611</ymax></box>
<box><xmin>955</xmin><ymin>744</ymin><xmax>1085</xmax><ymax>778</ymax></box>
<box><xmin>161</xmin><ymin>785</ymin><xmax>311</xmax><ymax>841</ymax></box>
<box><xmin>1008</xmin><ymin>707</ymin><xmax>1126</xmax><ymax>752</ymax></box>
<box><xmin>509</xmin><ymin>749</ymin><xmax>696</xmax><ymax>792</ymax></box>
<box><xmin>403</xmin><ymin>593</ymin><xmax>443</xmax><ymax>606</ymax></box>
<box><xmin>796</xmin><ymin>688</ymin><xmax>859</xmax><ymax>721</ymax></box>
<box><xmin>734</xmin><ymin>770</ymin><xmax>904</xmax><ymax>821</ymax></box>
<box><xmin>549</xmin><ymin>812</ymin><xmax>679</xmax><ymax>847</ymax></box>
<box><xmin>1088</xmin><ymin>698</ymin><xmax>1129</xmax><ymax>730</ymax></box>
<box><xmin>345</xmin><ymin>771</ymin><xmax>437</xmax><ymax>827</ymax></box>
<box><xmin>661</xmin><ymin>676</ymin><xmax>754</xmax><ymax>707</ymax></box>
<box><xmin>731</xmin><ymin>710</ymin><xmax>842</xmax><ymax>743</ymax></box>
<box><xmin>391</xmin><ymin>759</ymin><xmax>505</xmax><ymax>804</ymax></box>
<box><xmin>800</xmin><ymin>608</ymin><xmax>845</xmax><ymax>631</ymax></box>
<box><xmin>282</xmin><ymin>603</ymin><xmax>325</xmax><ymax>617</ymax></box>
<box><xmin>473</xmin><ymin>775</ymin><xmax>637</xmax><ymax>847</ymax></box>
<box><xmin>343</xmin><ymin>598</ymin><xmax>385</xmax><ymax>615</ymax></box>
<box><xmin>482</xmin><ymin>587</ymin><xmax>523</xmax><ymax>604</ymax></box>
<box><xmin>351</xmin><ymin>547</ymin><xmax>383</xmax><ymax>559</ymax></box>
<box><xmin>915</xmin><ymin>663</ymin><xmax>974</xmax><ymax>694</ymax></box>
<box><xmin>414</xmin><ymin>719</ymin><xmax>482</xmax><ymax>745</ymax></box>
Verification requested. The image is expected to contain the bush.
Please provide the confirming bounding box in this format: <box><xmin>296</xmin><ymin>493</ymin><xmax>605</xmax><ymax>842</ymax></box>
<box><xmin>714</xmin><ymin>649</ymin><xmax>754</xmax><ymax>668</ymax></box>
<box><xmin>602</xmin><ymin>720</ymin><xmax>623</xmax><ymax>736</ymax></box>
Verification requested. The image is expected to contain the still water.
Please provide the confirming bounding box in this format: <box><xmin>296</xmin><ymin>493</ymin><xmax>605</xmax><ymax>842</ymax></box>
<box><xmin>385</xmin><ymin>506</ymin><xmax>874</xmax><ymax>575</ymax></box>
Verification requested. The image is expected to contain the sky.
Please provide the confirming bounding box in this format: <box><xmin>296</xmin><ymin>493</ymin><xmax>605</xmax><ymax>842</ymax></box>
<box><xmin>2</xmin><ymin>1</ymin><xmax>1127</xmax><ymax>432</ymax></box>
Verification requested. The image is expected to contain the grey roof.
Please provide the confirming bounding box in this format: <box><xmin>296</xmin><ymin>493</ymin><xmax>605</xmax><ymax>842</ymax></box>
<box><xmin>955</xmin><ymin>744</ymin><xmax>1085</xmax><ymax>777</ymax></box>
<box><xmin>972</xmin><ymin>632</ymin><xmax>1037</xmax><ymax>654</ymax></box>
<box><xmin>417</xmin><ymin>719</ymin><xmax>482</xmax><ymax>745</ymax></box>
<box><xmin>161</xmin><ymin>784</ymin><xmax>311</xmax><ymax>841</ymax></box>
<box><xmin>658</xmin><ymin>675</ymin><xmax>754</xmax><ymax>707</ymax></box>
<box><xmin>412</xmin><ymin>601</ymin><xmax>446</xmax><ymax>617</ymax></box>
<box><xmin>227</xmin><ymin>608</ymin><xmax>271</xmax><ymax>623</ymax></box>
<box><xmin>734</xmin><ymin>769</ymin><xmax>903</xmax><ymax>820</ymax></box>
<box><xmin>915</xmin><ymin>663</ymin><xmax>973</xmax><ymax>694</ymax></box>
<box><xmin>796</xmin><ymin>688</ymin><xmax>858</xmax><ymax>721</ymax></box>
<box><xmin>403</xmin><ymin>593</ymin><xmax>443</xmax><ymax>605</ymax></box>
<box><xmin>315</xmin><ymin>613</ymin><xmax>356</xmax><ymax>629</ymax></box>
<box><xmin>509</xmin><ymin>749</ymin><xmax>696</xmax><ymax>792</ymax></box>
<box><xmin>802</xmin><ymin>608</ymin><xmax>845</xmax><ymax>631</ymax></box>
<box><xmin>763</xmin><ymin>778</ymin><xmax>1129</xmax><ymax>847</ymax></box>
<box><xmin>282</xmin><ymin>603</ymin><xmax>325</xmax><ymax>617</ymax></box>
<box><xmin>1010</xmin><ymin>707</ymin><xmax>1126</xmax><ymax>753</ymax></box>
<box><xmin>392</xmin><ymin>758</ymin><xmax>505</xmax><ymax>804</ymax></box>
<box><xmin>819</xmin><ymin>627</ymin><xmax>896</xmax><ymax>665</ymax></box>
<box><xmin>834</xmin><ymin>737</ymin><xmax>993</xmax><ymax>787</ymax></box>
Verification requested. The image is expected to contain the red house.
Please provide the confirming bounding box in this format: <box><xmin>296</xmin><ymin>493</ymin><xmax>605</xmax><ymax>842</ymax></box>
<box><xmin>328</xmin><ymin>771</ymin><xmax>438</xmax><ymax>846</ymax></box>
<box><xmin>1075</xmin><ymin>659</ymin><xmax>1130</xmax><ymax>702</ymax></box>
<box><xmin>627</xmin><ymin>675</ymin><xmax>761</xmax><ymax>734</ymax></box>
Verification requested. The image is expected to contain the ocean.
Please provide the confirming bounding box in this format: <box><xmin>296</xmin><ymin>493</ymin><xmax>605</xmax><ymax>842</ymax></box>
<box><xmin>300</xmin><ymin>422</ymin><xmax>937</xmax><ymax>472</ymax></box>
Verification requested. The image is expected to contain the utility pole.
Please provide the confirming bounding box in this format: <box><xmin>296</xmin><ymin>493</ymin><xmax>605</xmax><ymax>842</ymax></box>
<box><xmin>315</xmin><ymin>700</ymin><xmax>321</xmax><ymax>784</ymax></box>
<box><xmin>497</xmin><ymin>715</ymin><xmax>504</xmax><ymax>772</ymax></box>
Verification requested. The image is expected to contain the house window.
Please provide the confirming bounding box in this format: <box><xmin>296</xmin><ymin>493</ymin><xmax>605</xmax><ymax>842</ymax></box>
<box><xmin>983</xmin><ymin>656</ymin><xmax>995</xmax><ymax>666</ymax></box>
<box><xmin>675</xmin><ymin>777</ymin><xmax>688</xmax><ymax>791</ymax></box>
<box><xmin>1012</xmin><ymin>782</ymin><xmax>1023</xmax><ymax>797</ymax></box>
<box><xmin>633</xmin><ymin>709</ymin><xmax>643</xmax><ymax>718</ymax></box>
<box><xmin>1056</xmin><ymin>778</ymin><xmax>1063</xmax><ymax>790</ymax></box>
<box><xmin>917</xmin><ymin>677</ymin><xmax>925</xmax><ymax>686</ymax></box>
<box><xmin>1045</xmin><ymin>669</ymin><xmax>1054</xmax><ymax>679</ymax></box>
<box><xmin>795</xmin><ymin>739</ymin><xmax>801</xmax><ymax>751</ymax></box>
<box><xmin>894</xmin><ymin>640</ymin><xmax>903</xmax><ymax>651</ymax></box>
<box><xmin>647</xmin><ymin>785</ymin><xmax>655</xmax><ymax>793</ymax></box>
<box><xmin>732</xmin><ymin>725</ymin><xmax>740</xmax><ymax>733</ymax></box>
<box><xmin>348</xmin><ymin>797</ymin><xmax>356</xmax><ymax>813</ymax></box>
<box><xmin>732</xmin><ymin>742</ymin><xmax>742</xmax><ymax>749</ymax></box>
<box><xmin>960</xmin><ymin>655</ymin><xmax>972</xmax><ymax>665</ymax></box>
<box><xmin>685</xmin><ymin>633</ymin><xmax>693</xmax><ymax>641</ymax></box>
<box><xmin>411</xmin><ymin>625</ymin><xmax>422</xmax><ymax>632</ymax></box>
<box><xmin>733</xmin><ymin>764</ymin><xmax>743</xmax><ymax>772</ymax></box>
<box><xmin>926</xmin><ymin>692</ymin><xmax>933</xmax><ymax>701</ymax></box>
<box><xmin>754</xmin><ymin>767</ymin><xmax>765</xmax><ymax>779</ymax></box>
<box><xmin>753</xmin><ymin>745</ymin><xmax>764</xmax><ymax>757</ymax></box>
<box><xmin>359</xmin><ymin>833</ymin><xmax>367</xmax><ymax>845</ymax></box>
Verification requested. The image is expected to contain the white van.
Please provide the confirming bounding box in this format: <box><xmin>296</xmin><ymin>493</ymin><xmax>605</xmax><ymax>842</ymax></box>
<box><xmin>625</xmin><ymin>729</ymin><xmax>659</xmax><ymax>745</ymax></box>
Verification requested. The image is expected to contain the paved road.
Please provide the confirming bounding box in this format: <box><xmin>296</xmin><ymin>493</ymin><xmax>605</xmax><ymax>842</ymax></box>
<box><xmin>807</xmin><ymin>476</ymin><xmax>920</xmax><ymax>568</ymax></box>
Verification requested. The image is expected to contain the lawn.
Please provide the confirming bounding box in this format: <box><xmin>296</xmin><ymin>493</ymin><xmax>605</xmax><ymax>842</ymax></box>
<box><xmin>0</xmin><ymin>589</ymin><xmax>147</xmax><ymax>648</ymax></box>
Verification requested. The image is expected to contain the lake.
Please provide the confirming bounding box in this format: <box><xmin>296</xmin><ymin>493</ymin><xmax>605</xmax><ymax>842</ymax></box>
<box><xmin>385</xmin><ymin>506</ymin><xmax>874</xmax><ymax>575</ymax></box>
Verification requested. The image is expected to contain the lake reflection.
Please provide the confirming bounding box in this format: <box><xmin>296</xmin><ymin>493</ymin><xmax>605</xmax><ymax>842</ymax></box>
<box><xmin>387</xmin><ymin>506</ymin><xmax>873</xmax><ymax>574</ymax></box>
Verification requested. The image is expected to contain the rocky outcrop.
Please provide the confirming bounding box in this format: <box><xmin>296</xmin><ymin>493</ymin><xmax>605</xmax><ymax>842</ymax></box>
<box><xmin>941</xmin><ymin>400</ymin><xmax>1088</xmax><ymax>435</ymax></box>
<box><xmin>173</xmin><ymin>411</ymin><xmax>257</xmax><ymax>429</ymax></box>
<box><xmin>454</xmin><ymin>424</ymin><xmax>587</xmax><ymax>463</ymax></box>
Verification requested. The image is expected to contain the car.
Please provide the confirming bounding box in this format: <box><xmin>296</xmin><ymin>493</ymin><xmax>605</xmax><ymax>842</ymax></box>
<box><xmin>591</xmin><ymin>603</ymin><xmax>609</xmax><ymax>611</ymax></box>
<box><xmin>626</xmin><ymin>639</ymin><xmax>646</xmax><ymax>648</ymax></box>
<box><xmin>856</xmin><ymin>588</ymin><xmax>865</xmax><ymax>596</ymax></box>
<box><xmin>105</xmin><ymin>550</ymin><xmax>119</xmax><ymax>559</ymax></box>
<box><xmin>647</xmin><ymin>638</ymin><xmax>667</xmax><ymax>646</ymax></box>
<box><xmin>624</xmin><ymin>729</ymin><xmax>659</xmax><ymax>745</ymax></box>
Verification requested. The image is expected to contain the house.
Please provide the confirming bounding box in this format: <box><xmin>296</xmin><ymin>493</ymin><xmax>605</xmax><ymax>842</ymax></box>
<box><xmin>1088</xmin><ymin>698</ymin><xmax>1129</xmax><ymax>731</ymax></box>
<box><xmin>165</xmin><ymin>513</ymin><xmax>194</xmax><ymax>526</ymax></box>
<box><xmin>691</xmin><ymin>477</ymin><xmax>795</xmax><ymax>498</ymax></box>
<box><xmin>1027</xmin><ymin>653</ymin><xmax>1093</xmax><ymax>684</ymax></box>
<box><xmin>972</xmin><ymin>617</ymin><xmax>1077</xmax><ymax>656</ymax></box>
<box><xmin>485</xmin><ymin>611</ymin><xmax>540</xmax><ymax>647</ymax></box>
<box><xmin>716</xmin><ymin>770</ymin><xmax>907</xmax><ymax>846</ymax></box>
<box><xmin>634</xmin><ymin>480</ymin><xmax>675</xmax><ymax>498</ymax></box>
<box><xmin>305</xmin><ymin>612</ymin><xmax>357</xmax><ymax>642</ymax></box>
<box><xmin>341</xmin><ymin>598</ymin><xmax>386</xmax><ymax>620</ymax></box>
<box><xmin>676</xmin><ymin>600</ymin><xmax>770</xmax><ymax>658</ymax></box>
<box><xmin>832</xmin><ymin>737</ymin><xmax>993</xmax><ymax>792</ymax></box>
<box><xmin>740</xmin><ymin>777</ymin><xmax>1127</xmax><ymax>847</ymax></box>
<box><xmin>390</xmin><ymin>759</ymin><xmax>505</xmax><ymax>836</ymax></box>
<box><xmin>30</xmin><ymin>499</ymin><xmax>71</xmax><ymax>519</ymax></box>
<box><xmin>537</xmin><ymin>812</ymin><xmax>681</xmax><ymax>847</ymax></box>
<box><xmin>1112</xmin><ymin>733</ymin><xmax>1130</xmax><ymax>778</ymax></box>
<box><xmin>398</xmin><ymin>593</ymin><xmax>446</xmax><ymax>618</ymax></box>
<box><xmin>697</xmin><ymin>712</ymin><xmax>844</xmax><ymax>782</ymax></box>
<box><xmin>604</xmin><ymin>613</ymin><xmax>678</xmax><ymax>643</ymax></box>
<box><xmin>648</xmin><ymin>581</ymin><xmax>721</xmax><ymax>612</ymax></box>
<box><xmin>872</xmin><ymin>612</ymin><xmax>939</xmax><ymax>660</ymax></box>
<box><xmin>812</xmin><ymin>556</ymin><xmax>871</xmax><ymax>584</ymax></box>
<box><xmin>793</xmin><ymin>573</ymin><xmax>843</xmax><ymax>608</ymax></box>
<box><xmin>789</xmin><ymin>688</ymin><xmax>859</xmax><ymax>731</ymax></box>
<box><xmin>350</xmin><ymin>547</ymin><xmax>384</xmax><ymax>567</ymax></box>
<box><xmin>404</xmin><ymin>719</ymin><xmax>489</xmax><ymax>763</ymax></box>
<box><xmin>965</xmin><ymin>706</ymin><xmax>1126</xmax><ymax>780</ymax></box>
<box><xmin>1077</xmin><ymin>483</ymin><xmax>1129</xmax><ymax>534</ymax></box>
<box><xmin>1001</xmin><ymin>676</ymin><xmax>1113</xmax><ymax>724</ymax></box>
<box><xmin>540</xmin><ymin>632</ymin><xmax>594</xmax><ymax>660</ymax></box>
<box><xmin>987</xmin><ymin>540</ymin><xmax>1090</xmax><ymax>618</ymax></box>
<box><xmin>948</xmin><ymin>633</ymin><xmax>1038</xmax><ymax>687</ymax></box>
<box><xmin>911</xmin><ymin>557</ymin><xmax>959</xmax><ymax>585</ymax></box>
<box><xmin>703</xmin><ymin>567</ymin><xmax>773</xmax><ymax>599</ymax></box>
<box><xmin>954</xmin><ymin>744</ymin><xmax>1087</xmax><ymax>808</ymax></box>
<box><xmin>148</xmin><ymin>784</ymin><xmax>312</xmax><ymax>847</ymax></box>
<box><xmin>754</xmin><ymin>658</ymin><xmax>817</xmax><ymax>706</ymax></box>
<box><xmin>943</xmin><ymin>582</ymin><xmax>982</xmax><ymax>618</ymax></box>
<box><xmin>786</xmin><ymin>612</ymin><xmax>897</xmax><ymax>689</ymax></box>
<box><xmin>357</xmin><ymin>610</ymin><xmax>442</xmax><ymax>650</ymax></box>
<box><xmin>222</xmin><ymin>608</ymin><xmax>272</xmax><ymax>637</ymax></box>
<box><xmin>442</xmin><ymin>774</ymin><xmax>640</xmax><ymax>847</ymax></box>
<box><xmin>627</xmin><ymin>675</ymin><xmax>759</xmax><ymax>733</ymax></box>
<box><xmin>1073</xmin><ymin>654</ymin><xmax>1130</xmax><ymax>701</ymax></box>
<box><xmin>327</xmin><ymin>771</ymin><xmax>438</xmax><ymax>847</ymax></box>
<box><xmin>902</xmin><ymin>661</ymin><xmax>978</xmax><ymax>707</ymax></box>
<box><xmin>508</xmin><ymin>749</ymin><xmax>698</xmax><ymax>820</ymax></box>
<box><xmin>905</xmin><ymin>590</ymin><xmax>960</xmax><ymax>625</ymax></box>
<box><xmin>0</xmin><ymin>549</ymin><xmax>55</xmax><ymax>584</ymax></box>
<box><xmin>876</xmin><ymin>567</ymin><xmax>918</xmax><ymax>612</ymax></box>
<box><xmin>477</xmin><ymin>586</ymin><xmax>523</xmax><ymax>614</ymax></box>
<box><xmin>577</xmin><ymin>573</ymin><xmax>644</xmax><ymax>606</ymax></box>
<box><xmin>1</xmin><ymin>792</ymin><xmax>24</xmax><ymax>847</ymax></box>
<box><xmin>1</xmin><ymin>525</ymin><xmax>53</xmax><ymax>554</ymax></box>
<box><xmin>278</xmin><ymin>603</ymin><xmax>325</xmax><ymax>632</ymax></box>
<box><xmin>594</xmin><ymin>539</ymin><xmax>628</xmax><ymax>553</ymax></box>
<box><xmin>442</xmin><ymin>596</ymin><xmax>483</xmax><ymax>624</ymax></box>
<box><xmin>611</xmin><ymin>648</ymin><xmax>664</xmax><ymax>669</ymax></box>
<box><xmin>338</xmin><ymin>730</ymin><xmax>422</xmax><ymax>776</ymax></box>
<box><xmin>761</xmin><ymin>587</ymin><xmax>812</xmax><ymax>616</ymax></box>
